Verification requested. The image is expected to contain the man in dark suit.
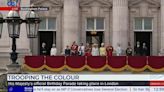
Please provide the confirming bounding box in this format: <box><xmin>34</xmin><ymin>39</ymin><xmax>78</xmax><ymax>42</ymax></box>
<box><xmin>41</xmin><ymin>42</ymin><xmax>47</xmax><ymax>55</ymax></box>
<box><xmin>134</xmin><ymin>41</ymin><xmax>141</xmax><ymax>56</ymax></box>
<box><xmin>141</xmin><ymin>43</ymin><xmax>148</xmax><ymax>56</ymax></box>
<box><xmin>126</xmin><ymin>43</ymin><xmax>133</xmax><ymax>56</ymax></box>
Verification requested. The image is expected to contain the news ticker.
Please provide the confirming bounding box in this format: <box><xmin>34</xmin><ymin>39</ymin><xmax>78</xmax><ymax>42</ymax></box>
<box><xmin>7</xmin><ymin>74</ymin><xmax>164</xmax><ymax>92</ymax></box>
<box><xmin>0</xmin><ymin>7</ymin><xmax>49</xmax><ymax>11</ymax></box>
<box><xmin>7</xmin><ymin>86</ymin><xmax>164</xmax><ymax>92</ymax></box>
<box><xmin>7</xmin><ymin>81</ymin><xmax>164</xmax><ymax>86</ymax></box>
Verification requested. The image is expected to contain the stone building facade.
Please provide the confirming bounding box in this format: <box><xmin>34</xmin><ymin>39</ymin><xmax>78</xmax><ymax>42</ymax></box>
<box><xmin>30</xmin><ymin>0</ymin><xmax>162</xmax><ymax>56</ymax></box>
<box><xmin>0</xmin><ymin>0</ymin><xmax>163</xmax><ymax>68</ymax></box>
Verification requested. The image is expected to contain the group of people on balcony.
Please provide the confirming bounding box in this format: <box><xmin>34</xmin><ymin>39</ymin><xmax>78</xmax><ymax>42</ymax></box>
<box><xmin>40</xmin><ymin>41</ymin><xmax>148</xmax><ymax>56</ymax></box>
<box><xmin>64</xmin><ymin>41</ymin><xmax>115</xmax><ymax>56</ymax></box>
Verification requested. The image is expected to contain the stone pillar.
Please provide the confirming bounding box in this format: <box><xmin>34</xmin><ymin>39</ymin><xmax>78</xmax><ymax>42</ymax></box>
<box><xmin>63</xmin><ymin>0</ymin><xmax>79</xmax><ymax>49</ymax></box>
<box><xmin>16</xmin><ymin>0</ymin><xmax>31</xmax><ymax>65</ymax></box>
<box><xmin>160</xmin><ymin>0</ymin><xmax>164</xmax><ymax>55</ymax></box>
<box><xmin>112</xmin><ymin>0</ymin><xmax>128</xmax><ymax>54</ymax></box>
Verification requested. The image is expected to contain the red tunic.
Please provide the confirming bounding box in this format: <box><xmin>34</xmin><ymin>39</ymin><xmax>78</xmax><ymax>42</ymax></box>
<box><xmin>85</xmin><ymin>52</ymin><xmax>92</xmax><ymax>56</ymax></box>
<box><xmin>106</xmin><ymin>46</ymin><xmax>113</xmax><ymax>56</ymax></box>
<box><xmin>71</xmin><ymin>45</ymin><xmax>78</xmax><ymax>55</ymax></box>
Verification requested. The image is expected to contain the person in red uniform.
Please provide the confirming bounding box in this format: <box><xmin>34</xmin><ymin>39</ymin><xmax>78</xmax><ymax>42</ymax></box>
<box><xmin>106</xmin><ymin>44</ymin><xmax>113</xmax><ymax>56</ymax></box>
<box><xmin>71</xmin><ymin>41</ymin><xmax>78</xmax><ymax>56</ymax></box>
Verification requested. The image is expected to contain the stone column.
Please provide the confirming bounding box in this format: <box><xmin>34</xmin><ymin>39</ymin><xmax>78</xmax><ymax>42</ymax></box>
<box><xmin>112</xmin><ymin>0</ymin><xmax>128</xmax><ymax>54</ymax></box>
<box><xmin>160</xmin><ymin>0</ymin><xmax>164</xmax><ymax>54</ymax></box>
<box><xmin>63</xmin><ymin>0</ymin><xmax>79</xmax><ymax>49</ymax></box>
<box><xmin>17</xmin><ymin>0</ymin><xmax>31</xmax><ymax>56</ymax></box>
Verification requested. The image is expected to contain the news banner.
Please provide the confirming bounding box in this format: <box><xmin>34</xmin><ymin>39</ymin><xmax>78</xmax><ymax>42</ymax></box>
<box><xmin>0</xmin><ymin>7</ymin><xmax>49</xmax><ymax>11</ymax></box>
<box><xmin>7</xmin><ymin>74</ymin><xmax>164</xmax><ymax>92</ymax></box>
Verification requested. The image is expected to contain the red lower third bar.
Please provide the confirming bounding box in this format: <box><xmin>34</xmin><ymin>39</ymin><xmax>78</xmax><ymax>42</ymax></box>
<box><xmin>0</xmin><ymin>7</ymin><xmax>20</xmax><ymax>11</ymax></box>
<box><xmin>150</xmin><ymin>81</ymin><xmax>164</xmax><ymax>86</ymax></box>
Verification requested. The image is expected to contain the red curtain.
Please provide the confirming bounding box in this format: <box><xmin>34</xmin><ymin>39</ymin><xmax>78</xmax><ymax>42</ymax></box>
<box><xmin>108</xmin><ymin>56</ymin><xmax>127</xmax><ymax>68</ymax></box>
<box><xmin>148</xmin><ymin>56</ymin><xmax>164</xmax><ymax>69</ymax></box>
<box><xmin>66</xmin><ymin>56</ymin><xmax>86</xmax><ymax>68</ymax></box>
<box><xmin>128</xmin><ymin>56</ymin><xmax>147</xmax><ymax>69</ymax></box>
<box><xmin>23</xmin><ymin>56</ymin><xmax>164</xmax><ymax>72</ymax></box>
<box><xmin>24</xmin><ymin>56</ymin><xmax>45</xmax><ymax>68</ymax></box>
<box><xmin>87</xmin><ymin>56</ymin><xmax>106</xmax><ymax>69</ymax></box>
<box><xmin>45</xmin><ymin>56</ymin><xmax>65</xmax><ymax>68</ymax></box>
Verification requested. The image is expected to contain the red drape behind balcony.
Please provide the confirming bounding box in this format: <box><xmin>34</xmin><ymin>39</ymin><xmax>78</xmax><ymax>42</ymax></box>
<box><xmin>148</xmin><ymin>56</ymin><xmax>164</xmax><ymax>72</ymax></box>
<box><xmin>128</xmin><ymin>56</ymin><xmax>147</xmax><ymax>72</ymax></box>
<box><xmin>24</xmin><ymin>56</ymin><xmax>45</xmax><ymax>71</ymax></box>
<box><xmin>107</xmin><ymin>56</ymin><xmax>127</xmax><ymax>72</ymax></box>
<box><xmin>23</xmin><ymin>56</ymin><xmax>164</xmax><ymax>72</ymax></box>
<box><xmin>66</xmin><ymin>56</ymin><xmax>86</xmax><ymax>71</ymax></box>
<box><xmin>45</xmin><ymin>56</ymin><xmax>65</xmax><ymax>72</ymax></box>
<box><xmin>86</xmin><ymin>56</ymin><xmax>106</xmax><ymax>72</ymax></box>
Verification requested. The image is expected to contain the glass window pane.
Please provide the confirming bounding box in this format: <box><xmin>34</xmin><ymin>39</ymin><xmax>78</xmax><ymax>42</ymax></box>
<box><xmin>96</xmin><ymin>18</ymin><xmax>104</xmax><ymax>30</ymax></box>
<box><xmin>87</xmin><ymin>18</ymin><xmax>94</xmax><ymax>30</ymax></box>
<box><xmin>48</xmin><ymin>18</ymin><xmax>56</xmax><ymax>30</ymax></box>
<box><xmin>39</xmin><ymin>18</ymin><xmax>46</xmax><ymax>29</ymax></box>
<box><xmin>135</xmin><ymin>18</ymin><xmax>142</xmax><ymax>30</ymax></box>
<box><xmin>144</xmin><ymin>18</ymin><xmax>152</xmax><ymax>30</ymax></box>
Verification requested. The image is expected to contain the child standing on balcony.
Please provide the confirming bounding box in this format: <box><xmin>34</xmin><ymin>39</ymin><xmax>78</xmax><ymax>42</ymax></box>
<box><xmin>65</xmin><ymin>45</ymin><xmax>71</xmax><ymax>56</ymax></box>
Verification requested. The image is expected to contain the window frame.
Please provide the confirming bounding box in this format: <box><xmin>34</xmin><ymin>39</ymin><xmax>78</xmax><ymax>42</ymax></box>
<box><xmin>86</xmin><ymin>17</ymin><xmax>105</xmax><ymax>31</ymax></box>
<box><xmin>134</xmin><ymin>17</ymin><xmax>153</xmax><ymax>32</ymax></box>
<box><xmin>39</xmin><ymin>17</ymin><xmax>57</xmax><ymax>31</ymax></box>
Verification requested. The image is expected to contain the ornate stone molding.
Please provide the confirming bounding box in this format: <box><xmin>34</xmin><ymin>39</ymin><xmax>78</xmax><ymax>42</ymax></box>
<box><xmin>31</xmin><ymin>0</ymin><xmax>63</xmax><ymax>7</ymax></box>
<box><xmin>80</xmin><ymin>0</ymin><xmax>112</xmax><ymax>14</ymax></box>
<box><xmin>129</xmin><ymin>0</ymin><xmax>160</xmax><ymax>16</ymax></box>
<box><xmin>129</xmin><ymin>0</ymin><xmax>160</xmax><ymax>8</ymax></box>
<box><xmin>80</xmin><ymin>0</ymin><xmax>112</xmax><ymax>8</ymax></box>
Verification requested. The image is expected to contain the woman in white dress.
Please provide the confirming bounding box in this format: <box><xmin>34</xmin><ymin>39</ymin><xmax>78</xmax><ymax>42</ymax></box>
<box><xmin>116</xmin><ymin>44</ymin><xmax>122</xmax><ymax>56</ymax></box>
<box><xmin>91</xmin><ymin>44</ymin><xmax>99</xmax><ymax>56</ymax></box>
<box><xmin>50</xmin><ymin>44</ymin><xmax>57</xmax><ymax>56</ymax></box>
<box><xmin>78</xmin><ymin>43</ymin><xmax>85</xmax><ymax>56</ymax></box>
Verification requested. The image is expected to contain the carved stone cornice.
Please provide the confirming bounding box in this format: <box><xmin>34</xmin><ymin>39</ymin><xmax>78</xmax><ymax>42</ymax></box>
<box><xmin>129</xmin><ymin>0</ymin><xmax>159</xmax><ymax>17</ymax></box>
<box><xmin>129</xmin><ymin>0</ymin><xmax>160</xmax><ymax>8</ymax></box>
<box><xmin>31</xmin><ymin>0</ymin><xmax>63</xmax><ymax>8</ymax></box>
<box><xmin>80</xmin><ymin>0</ymin><xmax>112</xmax><ymax>8</ymax></box>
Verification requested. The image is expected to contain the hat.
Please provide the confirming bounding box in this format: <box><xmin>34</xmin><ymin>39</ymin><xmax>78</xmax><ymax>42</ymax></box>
<box><xmin>101</xmin><ymin>43</ymin><xmax>104</xmax><ymax>46</ymax></box>
<box><xmin>52</xmin><ymin>44</ymin><xmax>56</xmax><ymax>47</ymax></box>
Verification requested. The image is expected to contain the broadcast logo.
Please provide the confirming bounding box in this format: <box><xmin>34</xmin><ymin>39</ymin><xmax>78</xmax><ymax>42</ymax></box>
<box><xmin>8</xmin><ymin>87</ymin><xmax>13</xmax><ymax>92</ymax></box>
<box><xmin>7</xmin><ymin>0</ymin><xmax>19</xmax><ymax>6</ymax></box>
